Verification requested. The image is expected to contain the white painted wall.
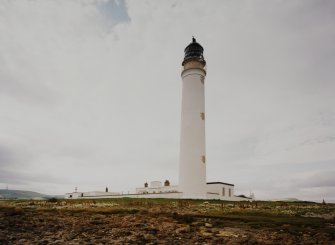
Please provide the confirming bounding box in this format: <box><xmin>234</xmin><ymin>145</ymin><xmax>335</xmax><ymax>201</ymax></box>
<box><xmin>150</xmin><ymin>181</ymin><xmax>162</xmax><ymax>188</ymax></box>
<box><xmin>206</xmin><ymin>183</ymin><xmax>234</xmax><ymax>200</ymax></box>
<box><xmin>136</xmin><ymin>185</ymin><xmax>179</xmax><ymax>194</ymax></box>
<box><xmin>179</xmin><ymin>65</ymin><xmax>207</xmax><ymax>199</ymax></box>
<box><xmin>65</xmin><ymin>191</ymin><xmax>183</xmax><ymax>199</ymax></box>
<box><xmin>65</xmin><ymin>191</ymin><xmax>119</xmax><ymax>199</ymax></box>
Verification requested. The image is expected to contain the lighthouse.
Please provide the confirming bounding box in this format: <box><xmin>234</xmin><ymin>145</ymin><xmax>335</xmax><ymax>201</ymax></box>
<box><xmin>178</xmin><ymin>37</ymin><xmax>207</xmax><ymax>199</ymax></box>
<box><xmin>65</xmin><ymin>38</ymin><xmax>243</xmax><ymax>201</ymax></box>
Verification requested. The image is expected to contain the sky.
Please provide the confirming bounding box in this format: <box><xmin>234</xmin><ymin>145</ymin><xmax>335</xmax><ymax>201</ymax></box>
<box><xmin>0</xmin><ymin>0</ymin><xmax>334</xmax><ymax>202</ymax></box>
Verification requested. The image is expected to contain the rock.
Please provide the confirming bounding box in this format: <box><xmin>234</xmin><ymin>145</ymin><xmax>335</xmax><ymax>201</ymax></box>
<box><xmin>5</xmin><ymin>207</ymin><xmax>24</xmax><ymax>216</ymax></box>
<box><xmin>2</xmin><ymin>199</ymin><xmax>335</xmax><ymax>245</ymax></box>
<box><xmin>147</xmin><ymin>228</ymin><xmax>158</xmax><ymax>235</ymax></box>
<box><xmin>216</xmin><ymin>230</ymin><xmax>238</xmax><ymax>238</ymax></box>
<box><xmin>200</xmin><ymin>231</ymin><xmax>212</xmax><ymax>237</ymax></box>
<box><xmin>51</xmin><ymin>239</ymin><xmax>65</xmax><ymax>245</ymax></box>
<box><xmin>205</xmin><ymin>223</ymin><xmax>213</xmax><ymax>228</ymax></box>
<box><xmin>176</xmin><ymin>225</ymin><xmax>191</xmax><ymax>233</ymax></box>
<box><xmin>143</xmin><ymin>233</ymin><xmax>155</xmax><ymax>240</ymax></box>
<box><xmin>159</xmin><ymin>222</ymin><xmax>176</xmax><ymax>231</ymax></box>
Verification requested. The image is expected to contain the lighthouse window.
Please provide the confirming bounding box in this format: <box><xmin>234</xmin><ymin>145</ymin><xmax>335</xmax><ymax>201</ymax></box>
<box><xmin>200</xmin><ymin>75</ymin><xmax>204</xmax><ymax>84</ymax></box>
<box><xmin>222</xmin><ymin>188</ymin><xmax>225</xmax><ymax>196</ymax></box>
<box><xmin>201</xmin><ymin>155</ymin><xmax>206</xmax><ymax>163</ymax></box>
<box><xmin>200</xmin><ymin>112</ymin><xmax>205</xmax><ymax>120</ymax></box>
<box><xmin>229</xmin><ymin>189</ymin><xmax>231</xmax><ymax>197</ymax></box>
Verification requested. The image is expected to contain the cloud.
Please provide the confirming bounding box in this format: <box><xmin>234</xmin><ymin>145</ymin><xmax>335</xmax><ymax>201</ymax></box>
<box><xmin>0</xmin><ymin>144</ymin><xmax>35</xmax><ymax>169</ymax></box>
<box><xmin>0</xmin><ymin>0</ymin><xmax>334</xmax><ymax>201</ymax></box>
<box><xmin>0</xmin><ymin>169</ymin><xmax>69</xmax><ymax>186</ymax></box>
<box><xmin>97</xmin><ymin>0</ymin><xmax>130</xmax><ymax>24</ymax></box>
<box><xmin>0</xmin><ymin>146</ymin><xmax>17</xmax><ymax>166</ymax></box>
<box><xmin>294</xmin><ymin>170</ymin><xmax>335</xmax><ymax>188</ymax></box>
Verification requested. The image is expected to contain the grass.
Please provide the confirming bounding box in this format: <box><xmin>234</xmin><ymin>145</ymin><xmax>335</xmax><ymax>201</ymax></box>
<box><xmin>1</xmin><ymin>198</ymin><xmax>334</xmax><ymax>238</ymax></box>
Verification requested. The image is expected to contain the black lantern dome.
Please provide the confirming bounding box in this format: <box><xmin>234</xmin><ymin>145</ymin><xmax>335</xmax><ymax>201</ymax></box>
<box><xmin>182</xmin><ymin>37</ymin><xmax>206</xmax><ymax>66</ymax></box>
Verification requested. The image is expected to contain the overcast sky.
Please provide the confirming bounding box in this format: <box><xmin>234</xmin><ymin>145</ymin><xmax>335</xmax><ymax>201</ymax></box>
<box><xmin>1</xmin><ymin>0</ymin><xmax>334</xmax><ymax>202</ymax></box>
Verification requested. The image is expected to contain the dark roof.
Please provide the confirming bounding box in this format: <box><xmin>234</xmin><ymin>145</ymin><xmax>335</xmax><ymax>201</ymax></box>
<box><xmin>182</xmin><ymin>37</ymin><xmax>206</xmax><ymax>66</ymax></box>
<box><xmin>207</xmin><ymin>182</ymin><xmax>234</xmax><ymax>187</ymax></box>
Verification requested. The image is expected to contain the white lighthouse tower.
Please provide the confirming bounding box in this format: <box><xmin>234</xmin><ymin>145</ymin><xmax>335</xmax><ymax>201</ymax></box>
<box><xmin>65</xmin><ymin>38</ymin><xmax>244</xmax><ymax>201</ymax></box>
<box><xmin>179</xmin><ymin>37</ymin><xmax>207</xmax><ymax>199</ymax></box>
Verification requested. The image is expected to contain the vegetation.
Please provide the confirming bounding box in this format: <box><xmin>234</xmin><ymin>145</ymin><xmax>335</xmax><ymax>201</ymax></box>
<box><xmin>1</xmin><ymin>198</ymin><xmax>334</xmax><ymax>244</ymax></box>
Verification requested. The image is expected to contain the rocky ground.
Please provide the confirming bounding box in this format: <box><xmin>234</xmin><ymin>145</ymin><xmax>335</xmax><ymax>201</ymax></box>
<box><xmin>0</xmin><ymin>199</ymin><xmax>334</xmax><ymax>244</ymax></box>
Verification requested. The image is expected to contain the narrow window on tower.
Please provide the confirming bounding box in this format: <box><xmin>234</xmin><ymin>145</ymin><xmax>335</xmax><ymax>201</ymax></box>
<box><xmin>200</xmin><ymin>75</ymin><xmax>205</xmax><ymax>84</ymax></box>
<box><xmin>222</xmin><ymin>187</ymin><xmax>225</xmax><ymax>196</ymax></box>
<box><xmin>201</xmin><ymin>155</ymin><xmax>206</xmax><ymax>163</ymax></box>
<box><xmin>229</xmin><ymin>188</ymin><xmax>231</xmax><ymax>197</ymax></box>
<box><xmin>200</xmin><ymin>112</ymin><xmax>205</xmax><ymax>120</ymax></box>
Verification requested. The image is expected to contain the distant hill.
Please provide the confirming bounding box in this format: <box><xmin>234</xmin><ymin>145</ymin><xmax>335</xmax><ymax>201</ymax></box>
<box><xmin>269</xmin><ymin>198</ymin><xmax>303</xmax><ymax>202</ymax></box>
<box><xmin>0</xmin><ymin>189</ymin><xmax>63</xmax><ymax>200</ymax></box>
